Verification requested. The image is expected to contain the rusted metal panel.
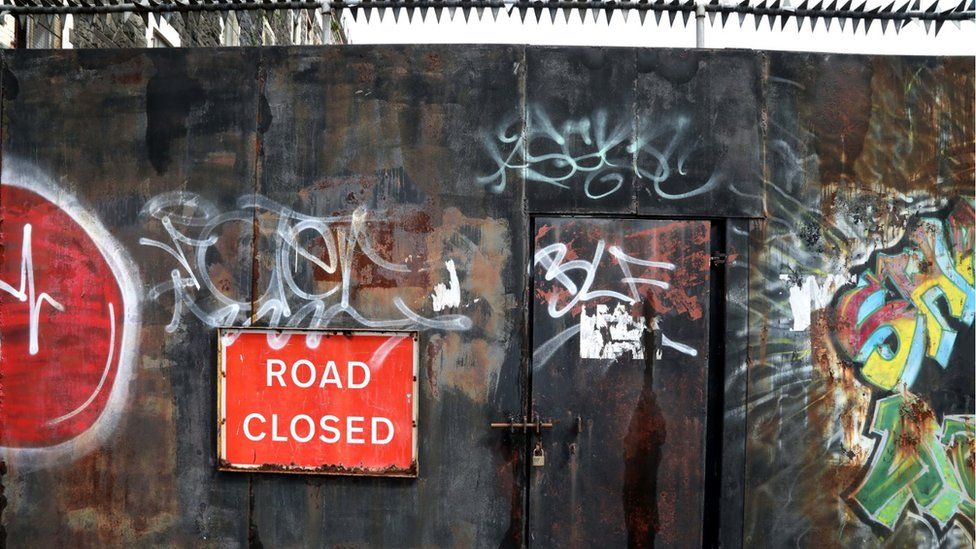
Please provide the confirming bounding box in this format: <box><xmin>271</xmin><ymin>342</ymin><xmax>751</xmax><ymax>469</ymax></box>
<box><xmin>0</xmin><ymin>48</ymin><xmax>256</xmax><ymax>545</ymax></box>
<box><xmin>0</xmin><ymin>45</ymin><xmax>970</xmax><ymax>549</ymax></box>
<box><xmin>529</xmin><ymin>217</ymin><xmax>711</xmax><ymax>547</ymax></box>
<box><xmin>634</xmin><ymin>50</ymin><xmax>764</xmax><ymax>219</ymax></box>
<box><xmin>521</xmin><ymin>47</ymin><xmax>638</xmax><ymax>214</ymax></box>
<box><xmin>745</xmin><ymin>52</ymin><xmax>975</xmax><ymax>547</ymax></box>
<box><xmin>246</xmin><ymin>46</ymin><xmax>528</xmax><ymax>547</ymax></box>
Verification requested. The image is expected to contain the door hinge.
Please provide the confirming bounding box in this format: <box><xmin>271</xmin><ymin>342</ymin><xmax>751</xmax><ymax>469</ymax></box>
<box><xmin>710</xmin><ymin>252</ymin><xmax>728</xmax><ymax>266</ymax></box>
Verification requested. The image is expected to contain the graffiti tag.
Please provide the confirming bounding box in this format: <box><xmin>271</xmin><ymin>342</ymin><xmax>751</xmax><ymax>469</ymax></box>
<box><xmin>478</xmin><ymin>106</ymin><xmax>719</xmax><ymax>200</ymax></box>
<box><xmin>140</xmin><ymin>192</ymin><xmax>472</xmax><ymax>348</ymax></box>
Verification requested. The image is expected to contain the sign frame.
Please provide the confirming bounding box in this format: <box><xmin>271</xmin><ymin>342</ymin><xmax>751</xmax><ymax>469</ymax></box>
<box><xmin>216</xmin><ymin>327</ymin><xmax>420</xmax><ymax>477</ymax></box>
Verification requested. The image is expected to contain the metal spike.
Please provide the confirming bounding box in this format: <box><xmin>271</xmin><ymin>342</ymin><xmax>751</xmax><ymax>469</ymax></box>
<box><xmin>894</xmin><ymin>18</ymin><xmax>904</xmax><ymax>32</ymax></box>
<box><xmin>607</xmin><ymin>1</ymin><xmax>618</xmax><ymax>23</ymax></box>
<box><xmin>491</xmin><ymin>5</ymin><xmax>499</xmax><ymax>20</ymax></box>
<box><xmin>793</xmin><ymin>0</ymin><xmax>807</xmax><ymax>30</ymax></box>
<box><xmin>880</xmin><ymin>16</ymin><xmax>889</xmax><ymax>32</ymax></box>
<box><xmin>434</xmin><ymin>0</ymin><xmax>442</xmax><ymax>23</ymax></box>
<box><xmin>364</xmin><ymin>0</ymin><xmax>372</xmax><ymax>22</ymax></box>
<box><xmin>680</xmin><ymin>0</ymin><xmax>692</xmax><ymax>25</ymax></box>
<box><xmin>462</xmin><ymin>5</ymin><xmax>471</xmax><ymax>22</ymax></box>
<box><xmin>953</xmin><ymin>0</ymin><xmax>966</xmax><ymax>11</ymax></box>
<box><xmin>548</xmin><ymin>0</ymin><xmax>559</xmax><ymax>23</ymax></box>
<box><xmin>767</xmin><ymin>0</ymin><xmax>781</xmax><ymax>28</ymax></box>
<box><xmin>755</xmin><ymin>1</ymin><xmax>766</xmax><ymax>29</ymax></box>
<box><xmin>531</xmin><ymin>0</ymin><xmax>542</xmax><ymax>22</ymax></box>
<box><xmin>934</xmin><ymin>18</ymin><xmax>945</xmax><ymax>33</ymax></box>
<box><xmin>350</xmin><ymin>3</ymin><xmax>358</xmax><ymax>20</ymax></box>
<box><xmin>592</xmin><ymin>0</ymin><xmax>602</xmax><ymax>22</ymax></box>
<box><xmin>831</xmin><ymin>0</ymin><xmax>848</xmax><ymax>28</ymax></box>
<box><xmin>923</xmin><ymin>19</ymin><xmax>932</xmax><ymax>31</ymax></box>
<box><xmin>419</xmin><ymin>3</ymin><xmax>429</xmax><ymax>21</ymax></box>
<box><xmin>448</xmin><ymin>2</ymin><xmax>457</xmax><ymax>21</ymax></box>
<box><xmin>621</xmin><ymin>0</ymin><xmax>631</xmax><ymax>22</ymax></box>
<box><xmin>864</xmin><ymin>15</ymin><xmax>874</xmax><ymax>32</ymax></box>
<box><xmin>736</xmin><ymin>0</ymin><xmax>748</xmax><ymax>25</ymax></box>
<box><xmin>810</xmin><ymin>1</ymin><xmax>822</xmax><ymax>30</ymax></box>
<box><xmin>708</xmin><ymin>10</ymin><xmax>716</xmax><ymax>23</ymax></box>
<box><xmin>670</xmin><ymin>0</ymin><xmax>681</xmax><ymax>25</ymax></box>
<box><xmin>564</xmin><ymin>2</ymin><xmax>574</xmax><ymax>22</ymax></box>
<box><xmin>851</xmin><ymin>15</ymin><xmax>861</xmax><ymax>32</ymax></box>
<box><xmin>720</xmin><ymin>7</ymin><xmax>730</xmax><ymax>26</ymax></box>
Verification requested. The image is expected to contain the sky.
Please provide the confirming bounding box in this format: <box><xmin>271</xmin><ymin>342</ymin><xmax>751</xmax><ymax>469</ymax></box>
<box><xmin>340</xmin><ymin>0</ymin><xmax>975</xmax><ymax>55</ymax></box>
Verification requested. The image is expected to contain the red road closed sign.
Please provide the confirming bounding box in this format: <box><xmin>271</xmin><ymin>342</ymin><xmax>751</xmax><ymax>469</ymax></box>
<box><xmin>218</xmin><ymin>329</ymin><xmax>419</xmax><ymax>476</ymax></box>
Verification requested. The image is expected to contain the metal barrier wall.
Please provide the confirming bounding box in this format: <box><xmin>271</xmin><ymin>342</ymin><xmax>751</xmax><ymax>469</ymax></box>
<box><xmin>0</xmin><ymin>47</ymin><xmax>972</xmax><ymax>547</ymax></box>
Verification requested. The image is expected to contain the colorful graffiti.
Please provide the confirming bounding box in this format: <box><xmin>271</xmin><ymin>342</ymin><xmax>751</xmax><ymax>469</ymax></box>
<box><xmin>831</xmin><ymin>199</ymin><xmax>975</xmax><ymax>534</ymax></box>
<box><xmin>833</xmin><ymin>199</ymin><xmax>975</xmax><ymax>392</ymax></box>
<box><xmin>0</xmin><ymin>159</ymin><xmax>141</xmax><ymax>468</ymax></box>
<box><xmin>849</xmin><ymin>393</ymin><xmax>975</xmax><ymax>533</ymax></box>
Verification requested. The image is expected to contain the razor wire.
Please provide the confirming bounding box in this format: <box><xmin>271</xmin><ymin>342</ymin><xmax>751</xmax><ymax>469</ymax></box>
<box><xmin>0</xmin><ymin>0</ymin><xmax>973</xmax><ymax>35</ymax></box>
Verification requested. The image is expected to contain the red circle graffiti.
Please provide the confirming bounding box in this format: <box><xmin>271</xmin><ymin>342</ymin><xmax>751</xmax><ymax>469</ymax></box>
<box><xmin>0</xmin><ymin>185</ymin><xmax>125</xmax><ymax>447</ymax></box>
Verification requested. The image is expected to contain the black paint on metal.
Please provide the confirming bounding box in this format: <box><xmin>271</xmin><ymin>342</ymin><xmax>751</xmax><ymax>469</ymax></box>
<box><xmin>702</xmin><ymin>220</ymin><xmax>726</xmax><ymax>548</ymax></box>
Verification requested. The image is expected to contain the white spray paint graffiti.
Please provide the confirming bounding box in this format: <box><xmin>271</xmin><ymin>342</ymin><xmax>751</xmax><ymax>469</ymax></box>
<box><xmin>140</xmin><ymin>192</ymin><xmax>472</xmax><ymax>348</ymax></box>
<box><xmin>0</xmin><ymin>223</ymin><xmax>66</xmax><ymax>355</ymax></box>
<box><xmin>478</xmin><ymin>106</ymin><xmax>720</xmax><ymax>200</ymax></box>
<box><xmin>534</xmin><ymin>239</ymin><xmax>673</xmax><ymax>318</ymax></box>
<box><xmin>531</xmin><ymin>237</ymin><xmax>698</xmax><ymax>369</ymax></box>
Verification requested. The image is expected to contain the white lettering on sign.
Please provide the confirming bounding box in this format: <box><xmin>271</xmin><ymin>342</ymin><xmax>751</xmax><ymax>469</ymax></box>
<box><xmin>264</xmin><ymin>359</ymin><xmax>372</xmax><ymax>389</ymax></box>
<box><xmin>241</xmin><ymin>413</ymin><xmax>395</xmax><ymax>445</ymax></box>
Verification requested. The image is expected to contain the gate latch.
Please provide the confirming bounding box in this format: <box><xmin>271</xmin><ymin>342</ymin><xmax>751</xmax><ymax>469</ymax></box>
<box><xmin>490</xmin><ymin>413</ymin><xmax>554</xmax><ymax>434</ymax></box>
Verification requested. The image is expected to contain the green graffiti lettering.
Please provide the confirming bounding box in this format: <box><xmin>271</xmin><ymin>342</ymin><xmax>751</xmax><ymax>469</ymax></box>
<box><xmin>851</xmin><ymin>394</ymin><xmax>975</xmax><ymax>532</ymax></box>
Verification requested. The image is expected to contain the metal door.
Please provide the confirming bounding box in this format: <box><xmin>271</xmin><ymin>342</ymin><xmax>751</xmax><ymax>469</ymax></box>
<box><xmin>528</xmin><ymin>217</ymin><xmax>711</xmax><ymax>547</ymax></box>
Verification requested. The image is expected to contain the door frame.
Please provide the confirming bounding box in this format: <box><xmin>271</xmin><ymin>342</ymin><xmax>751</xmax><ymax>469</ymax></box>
<box><xmin>518</xmin><ymin>213</ymin><xmax>750</xmax><ymax>548</ymax></box>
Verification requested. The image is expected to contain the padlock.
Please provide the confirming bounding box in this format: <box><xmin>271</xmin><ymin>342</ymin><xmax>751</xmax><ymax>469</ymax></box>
<box><xmin>532</xmin><ymin>444</ymin><xmax>545</xmax><ymax>467</ymax></box>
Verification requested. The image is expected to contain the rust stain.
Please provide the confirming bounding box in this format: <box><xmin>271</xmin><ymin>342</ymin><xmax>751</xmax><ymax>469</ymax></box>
<box><xmin>894</xmin><ymin>390</ymin><xmax>937</xmax><ymax>458</ymax></box>
<box><xmin>218</xmin><ymin>458</ymin><xmax>418</xmax><ymax>478</ymax></box>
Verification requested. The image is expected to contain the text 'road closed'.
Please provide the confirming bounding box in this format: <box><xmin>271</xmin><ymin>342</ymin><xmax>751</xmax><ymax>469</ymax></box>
<box><xmin>218</xmin><ymin>329</ymin><xmax>418</xmax><ymax>476</ymax></box>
